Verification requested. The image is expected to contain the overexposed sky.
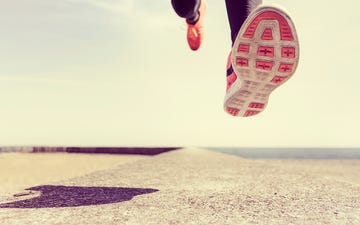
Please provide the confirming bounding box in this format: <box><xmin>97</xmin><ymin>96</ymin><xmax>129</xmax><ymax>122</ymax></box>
<box><xmin>1</xmin><ymin>0</ymin><xmax>359</xmax><ymax>147</ymax></box>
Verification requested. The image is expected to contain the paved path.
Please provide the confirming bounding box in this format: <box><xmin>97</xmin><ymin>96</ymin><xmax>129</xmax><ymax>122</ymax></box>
<box><xmin>0</xmin><ymin>152</ymin><xmax>148</xmax><ymax>195</ymax></box>
<box><xmin>0</xmin><ymin>148</ymin><xmax>359</xmax><ymax>224</ymax></box>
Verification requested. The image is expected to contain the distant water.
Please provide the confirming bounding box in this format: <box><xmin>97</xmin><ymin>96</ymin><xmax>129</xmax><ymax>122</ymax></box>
<box><xmin>208</xmin><ymin>148</ymin><xmax>360</xmax><ymax>159</ymax></box>
<box><xmin>0</xmin><ymin>147</ymin><xmax>33</xmax><ymax>153</ymax></box>
<box><xmin>2</xmin><ymin>147</ymin><xmax>360</xmax><ymax>159</ymax></box>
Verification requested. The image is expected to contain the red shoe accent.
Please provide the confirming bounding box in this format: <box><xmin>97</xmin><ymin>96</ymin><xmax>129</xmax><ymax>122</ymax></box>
<box><xmin>244</xmin><ymin>110</ymin><xmax>260</xmax><ymax>117</ymax></box>
<box><xmin>271</xmin><ymin>75</ymin><xmax>288</xmax><ymax>84</ymax></box>
<box><xmin>243</xmin><ymin>11</ymin><xmax>294</xmax><ymax>41</ymax></box>
<box><xmin>249</xmin><ymin>102</ymin><xmax>265</xmax><ymax>109</ymax></box>
<box><xmin>256</xmin><ymin>61</ymin><xmax>273</xmax><ymax>70</ymax></box>
<box><xmin>226</xmin><ymin>73</ymin><xmax>237</xmax><ymax>91</ymax></box>
<box><xmin>186</xmin><ymin>0</ymin><xmax>207</xmax><ymax>51</ymax></box>
<box><xmin>261</xmin><ymin>28</ymin><xmax>273</xmax><ymax>40</ymax></box>
<box><xmin>226</xmin><ymin>107</ymin><xmax>240</xmax><ymax>116</ymax></box>
<box><xmin>236</xmin><ymin>58</ymin><xmax>249</xmax><ymax>67</ymax></box>
<box><xmin>257</xmin><ymin>46</ymin><xmax>274</xmax><ymax>57</ymax></box>
<box><xmin>237</xmin><ymin>44</ymin><xmax>250</xmax><ymax>53</ymax></box>
<box><xmin>226</xmin><ymin>52</ymin><xmax>232</xmax><ymax>68</ymax></box>
<box><xmin>226</xmin><ymin>52</ymin><xmax>237</xmax><ymax>91</ymax></box>
<box><xmin>282</xmin><ymin>47</ymin><xmax>295</xmax><ymax>58</ymax></box>
<box><xmin>278</xmin><ymin>63</ymin><xmax>294</xmax><ymax>73</ymax></box>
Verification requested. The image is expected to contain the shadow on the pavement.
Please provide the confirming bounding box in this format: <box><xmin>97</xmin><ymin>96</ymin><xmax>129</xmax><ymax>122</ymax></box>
<box><xmin>0</xmin><ymin>185</ymin><xmax>158</xmax><ymax>208</ymax></box>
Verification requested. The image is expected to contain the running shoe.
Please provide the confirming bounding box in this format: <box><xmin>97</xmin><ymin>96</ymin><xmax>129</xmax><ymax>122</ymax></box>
<box><xmin>224</xmin><ymin>5</ymin><xmax>299</xmax><ymax>117</ymax></box>
<box><xmin>186</xmin><ymin>0</ymin><xmax>207</xmax><ymax>51</ymax></box>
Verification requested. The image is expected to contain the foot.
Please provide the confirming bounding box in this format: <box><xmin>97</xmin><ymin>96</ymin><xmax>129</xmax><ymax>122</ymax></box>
<box><xmin>224</xmin><ymin>5</ymin><xmax>299</xmax><ymax>117</ymax></box>
<box><xmin>186</xmin><ymin>0</ymin><xmax>207</xmax><ymax>51</ymax></box>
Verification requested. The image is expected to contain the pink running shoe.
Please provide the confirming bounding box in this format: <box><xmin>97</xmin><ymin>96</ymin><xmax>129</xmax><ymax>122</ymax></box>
<box><xmin>186</xmin><ymin>0</ymin><xmax>207</xmax><ymax>51</ymax></box>
<box><xmin>224</xmin><ymin>5</ymin><xmax>299</xmax><ymax>117</ymax></box>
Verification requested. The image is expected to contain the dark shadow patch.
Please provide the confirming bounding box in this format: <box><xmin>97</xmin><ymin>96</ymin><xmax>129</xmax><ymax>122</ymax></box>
<box><xmin>0</xmin><ymin>185</ymin><xmax>158</xmax><ymax>208</ymax></box>
<box><xmin>32</xmin><ymin>147</ymin><xmax>181</xmax><ymax>155</ymax></box>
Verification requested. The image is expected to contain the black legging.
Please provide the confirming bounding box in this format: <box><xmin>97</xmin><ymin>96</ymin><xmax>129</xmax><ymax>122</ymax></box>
<box><xmin>171</xmin><ymin>0</ymin><xmax>252</xmax><ymax>45</ymax></box>
<box><xmin>171</xmin><ymin>0</ymin><xmax>201</xmax><ymax>24</ymax></box>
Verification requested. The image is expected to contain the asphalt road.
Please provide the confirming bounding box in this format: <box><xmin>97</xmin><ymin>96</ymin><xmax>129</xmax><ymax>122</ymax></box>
<box><xmin>0</xmin><ymin>148</ymin><xmax>359</xmax><ymax>224</ymax></box>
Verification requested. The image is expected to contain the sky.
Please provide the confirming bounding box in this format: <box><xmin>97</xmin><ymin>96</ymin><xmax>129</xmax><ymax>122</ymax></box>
<box><xmin>0</xmin><ymin>0</ymin><xmax>359</xmax><ymax>148</ymax></box>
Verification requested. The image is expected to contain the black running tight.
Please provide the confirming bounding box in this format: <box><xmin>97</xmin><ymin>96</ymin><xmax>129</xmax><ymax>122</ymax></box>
<box><xmin>171</xmin><ymin>0</ymin><xmax>201</xmax><ymax>24</ymax></box>
<box><xmin>171</xmin><ymin>0</ymin><xmax>260</xmax><ymax>45</ymax></box>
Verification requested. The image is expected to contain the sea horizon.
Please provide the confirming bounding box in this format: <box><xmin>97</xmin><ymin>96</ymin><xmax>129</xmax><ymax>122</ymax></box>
<box><xmin>208</xmin><ymin>147</ymin><xmax>360</xmax><ymax>159</ymax></box>
<box><xmin>1</xmin><ymin>146</ymin><xmax>360</xmax><ymax>159</ymax></box>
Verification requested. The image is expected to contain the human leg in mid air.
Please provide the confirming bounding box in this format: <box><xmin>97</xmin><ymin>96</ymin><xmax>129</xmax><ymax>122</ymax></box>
<box><xmin>171</xmin><ymin>0</ymin><xmax>299</xmax><ymax>117</ymax></box>
<box><xmin>171</xmin><ymin>0</ymin><xmax>206</xmax><ymax>51</ymax></box>
<box><xmin>224</xmin><ymin>0</ymin><xmax>300</xmax><ymax>117</ymax></box>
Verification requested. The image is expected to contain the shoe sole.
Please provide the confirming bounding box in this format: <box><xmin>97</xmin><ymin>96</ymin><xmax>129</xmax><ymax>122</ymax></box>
<box><xmin>224</xmin><ymin>5</ymin><xmax>299</xmax><ymax>117</ymax></box>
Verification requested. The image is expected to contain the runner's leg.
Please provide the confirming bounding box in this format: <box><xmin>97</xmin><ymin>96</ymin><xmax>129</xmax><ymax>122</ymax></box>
<box><xmin>225</xmin><ymin>0</ymin><xmax>262</xmax><ymax>45</ymax></box>
<box><xmin>171</xmin><ymin>0</ymin><xmax>201</xmax><ymax>24</ymax></box>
